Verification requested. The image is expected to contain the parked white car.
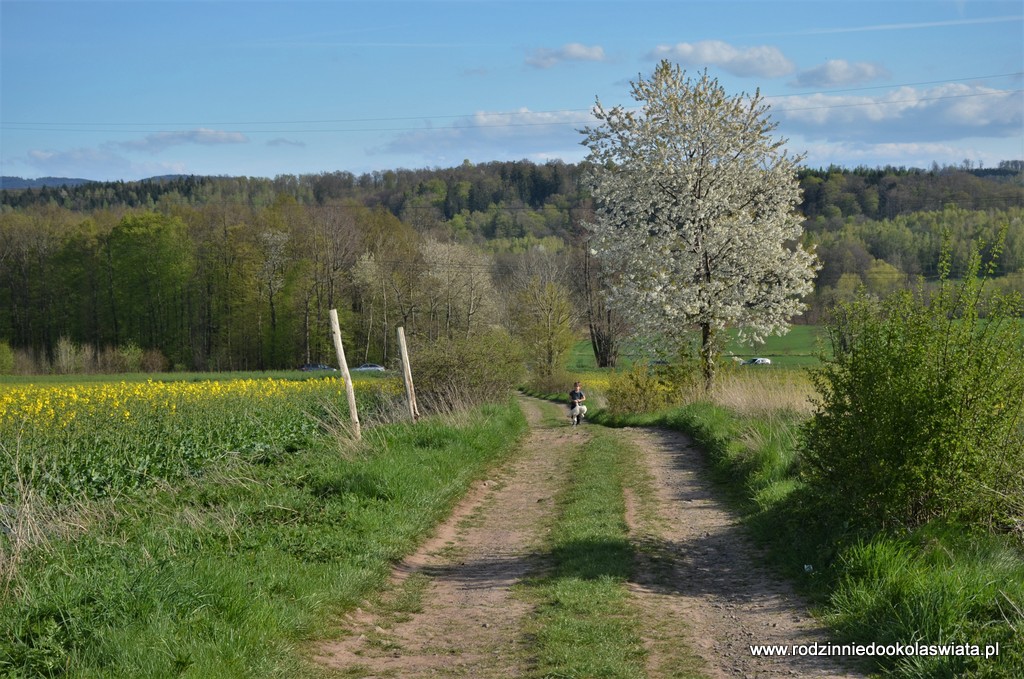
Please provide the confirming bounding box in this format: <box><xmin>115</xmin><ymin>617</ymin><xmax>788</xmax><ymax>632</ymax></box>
<box><xmin>351</xmin><ymin>363</ymin><xmax>386</xmax><ymax>372</ymax></box>
<box><xmin>743</xmin><ymin>357</ymin><xmax>772</xmax><ymax>365</ymax></box>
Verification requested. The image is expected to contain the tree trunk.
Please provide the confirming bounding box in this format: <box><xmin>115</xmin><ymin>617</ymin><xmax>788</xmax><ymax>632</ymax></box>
<box><xmin>584</xmin><ymin>246</ymin><xmax>618</xmax><ymax>368</ymax></box>
<box><xmin>380</xmin><ymin>277</ymin><xmax>389</xmax><ymax>365</ymax></box>
<box><xmin>700</xmin><ymin>321</ymin><xmax>716</xmax><ymax>393</ymax></box>
<box><xmin>303</xmin><ymin>297</ymin><xmax>311</xmax><ymax>364</ymax></box>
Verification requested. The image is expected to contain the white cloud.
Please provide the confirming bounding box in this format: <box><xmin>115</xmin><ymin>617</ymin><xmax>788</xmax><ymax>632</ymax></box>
<box><xmin>648</xmin><ymin>40</ymin><xmax>794</xmax><ymax>78</ymax></box>
<box><xmin>463</xmin><ymin>108</ymin><xmax>593</xmax><ymax>131</ymax></box>
<box><xmin>798</xmin><ymin>139</ymin><xmax>1003</xmax><ymax>170</ymax></box>
<box><xmin>527</xmin><ymin>43</ymin><xmax>606</xmax><ymax>69</ymax></box>
<box><xmin>23</xmin><ymin>146</ymin><xmax>186</xmax><ymax>180</ymax></box>
<box><xmin>791</xmin><ymin>60</ymin><xmax>890</xmax><ymax>88</ymax></box>
<box><xmin>375</xmin><ymin>108</ymin><xmax>595</xmax><ymax>163</ymax></box>
<box><xmin>116</xmin><ymin>128</ymin><xmax>249</xmax><ymax>154</ymax></box>
<box><xmin>773</xmin><ymin>84</ymin><xmax>1023</xmax><ymax>143</ymax></box>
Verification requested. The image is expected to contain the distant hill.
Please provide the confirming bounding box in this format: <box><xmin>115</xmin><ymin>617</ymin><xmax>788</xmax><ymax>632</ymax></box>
<box><xmin>1</xmin><ymin>164</ymin><xmax>1020</xmax><ymax>218</ymax></box>
<box><xmin>0</xmin><ymin>175</ymin><xmax>200</xmax><ymax>190</ymax></box>
<box><xmin>1</xmin><ymin>176</ymin><xmax>95</xmax><ymax>190</ymax></box>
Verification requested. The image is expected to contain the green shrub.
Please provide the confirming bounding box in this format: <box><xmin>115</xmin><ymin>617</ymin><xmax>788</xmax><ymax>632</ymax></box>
<box><xmin>0</xmin><ymin>341</ymin><xmax>13</xmax><ymax>375</ymax></box>
<box><xmin>116</xmin><ymin>342</ymin><xmax>143</xmax><ymax>373</ymax></box>
<box><xmin>800</xmin><ymin>240</ymin><xmax>1024</xmax><ymax>533</ymax></box>
<box><xmin>604</xmin><ymin>363</ymin><xmax>675</xmax><ymax>415</ymax></box>
<box><xmin>410</xmin><ymin>329</ymin><xmax>526</xmax><ymax>412</ymax></box>
<box><xmin>527</xmin><ymin>367</ymin><xmax>572</xmax><ymax>396</ymax></box>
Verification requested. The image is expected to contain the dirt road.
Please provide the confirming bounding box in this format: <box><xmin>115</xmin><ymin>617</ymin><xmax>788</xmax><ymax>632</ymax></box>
<box><xmin>621</xmin><ymin>426</ymin><xmax>863</xmax><ymax>678</ymax></box>
<box><xmin>313</xmin><ymin>397</ymin><xmax>577</xmax><ymax>677</ymax></box>
<box><xmin>312</xmin><ymin>397</ymin><xmax>863</xmax><ymax>678</ymax></box>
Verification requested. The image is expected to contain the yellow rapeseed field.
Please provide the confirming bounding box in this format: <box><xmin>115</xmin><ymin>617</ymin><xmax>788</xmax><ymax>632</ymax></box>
<box><xmin>0</xmin><ymin>376</ymin><xmax>401</xmax><ymax>499</ymax></box>
<box><xmin>0</xmin><ymin>377</ymin><xmax>401</xmax><ymax>428</ymax></box>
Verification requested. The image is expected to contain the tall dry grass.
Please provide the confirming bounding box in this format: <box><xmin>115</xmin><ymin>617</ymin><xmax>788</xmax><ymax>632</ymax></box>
<box><xmin>0</xmin><ymin>478</ymin><xmax>106</xmax><ymax>597</ymax></box>
<box><xmin>701</xmin><ymin>369</ymin><xmax>817</xmax><ymax>416</ymax></box>
<box><xmin>598</xmin><ymin>366</ymin><xmax>817</xmax><ymax>418</ymax></box>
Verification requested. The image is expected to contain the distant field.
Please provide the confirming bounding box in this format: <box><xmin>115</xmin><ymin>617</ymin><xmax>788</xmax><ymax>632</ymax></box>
<box><xmin>566</xmin><ymin>325</ymin><xmax>826</xmax><ymax>373</ymax></box>
<box><xmin>0</xmin><ymin>368</ymin><xmax>394</xmax><ymax>387</ymax></box>
<box><xmin>723</xmin><ymin>325</ymin><xmax>827</xmax><ymax>368</ymax></box>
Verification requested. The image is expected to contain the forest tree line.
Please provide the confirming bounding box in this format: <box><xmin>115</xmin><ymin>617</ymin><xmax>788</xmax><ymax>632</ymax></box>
<box><xmin>1</xmin><ymin>159</ymin><xmax>1022</xmax><ymax>372</ymax></box>
<box><xmin>4</xmin><ymin>159</ymin><xmax>1022</xmax><ymax>221</ymax></box>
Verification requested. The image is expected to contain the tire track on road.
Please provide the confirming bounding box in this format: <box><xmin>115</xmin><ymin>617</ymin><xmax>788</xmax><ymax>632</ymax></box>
<box><xmin>620</xmin><ymin>425</ymin><xmax>865</xmax><ymax>679</ymax></box>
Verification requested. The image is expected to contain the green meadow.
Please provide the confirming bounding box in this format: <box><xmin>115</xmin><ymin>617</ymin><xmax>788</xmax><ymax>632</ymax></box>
<box><xmin>566</xmin><ymin>325</ymin><xmax>826</xmax><ymax>374</ymax></box>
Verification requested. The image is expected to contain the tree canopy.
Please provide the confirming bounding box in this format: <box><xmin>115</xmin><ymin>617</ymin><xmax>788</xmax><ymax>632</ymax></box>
<box><xmin>582</xmin><ymin>61</ymin><xmax>818</xmax><ymax>389</ymax></box>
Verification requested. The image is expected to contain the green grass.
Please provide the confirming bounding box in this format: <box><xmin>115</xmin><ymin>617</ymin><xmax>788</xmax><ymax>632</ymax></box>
<box><xmin>722</xmin><ymin>324</ymin><xmax>827</xmax><ymax>367</ymax></box>
<box><xmin>827</xmin><ymin>524</ymin><xmax>1024</xmax><ymax>678</ymax></box>
<box><xmin>565</xmin><ymin>325</ymin><xmax>826</xmax><ymax>375</ymax></box>
<box><xmin>565</xmin><ymin>340</ymin><xmax>601</xmax><ymax>372</ymax></box>
<box><xmin>521</xmin><ymin>415</ymin><xmax>647</xmax><ymax>679</ymax></box>
<box><xmin>0</xmin><ymin>401</ymin><xmax>527</xmax><ymax>678</ymax></box>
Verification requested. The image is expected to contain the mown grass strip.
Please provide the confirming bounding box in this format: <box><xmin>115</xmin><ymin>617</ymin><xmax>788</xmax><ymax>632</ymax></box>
<box><xmin>0</xmin><ymin>401</ymin><xmax>526</xmax><ymax>678</ymax></box>
<box><xmin>523</xmin><ymin>420</ymin><xmax>646</xmax><ymax>679</ymax></box>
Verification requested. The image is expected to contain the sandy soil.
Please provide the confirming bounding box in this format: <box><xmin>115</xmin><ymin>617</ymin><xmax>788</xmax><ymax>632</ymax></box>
<box><xmin>311</xmin><ymin>398</ymin><xmax>865</xmax><ymax>678</ymax></box>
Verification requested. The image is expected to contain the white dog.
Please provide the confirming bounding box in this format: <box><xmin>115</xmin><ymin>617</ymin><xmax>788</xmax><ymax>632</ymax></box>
<box><xmin>570</xmin><ymin>404</ymin><xmax>587</xmax><ymax>425</ymax></box>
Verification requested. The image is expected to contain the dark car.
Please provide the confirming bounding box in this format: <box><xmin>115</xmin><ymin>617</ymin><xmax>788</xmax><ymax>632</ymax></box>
<box><xmin>351</xmin><ymin>363</ymin><xmax>386</xmax><ymax>372</ymax></box>
<box><xmin>299</xmin><ymin>363</ymin><xmax>337</xmax><ymax>372</ymax></box>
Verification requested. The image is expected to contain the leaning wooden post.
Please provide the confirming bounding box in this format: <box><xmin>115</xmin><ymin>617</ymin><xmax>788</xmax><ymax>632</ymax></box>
<box><xmin>397</xmin><ymin>326</ymin><xmax>420</xmax><ymax>421</ymax></box>
<box><xmin>329</xmin><ymin>308</ymin><xmax>361</xmax><ymax>440</ymax></box>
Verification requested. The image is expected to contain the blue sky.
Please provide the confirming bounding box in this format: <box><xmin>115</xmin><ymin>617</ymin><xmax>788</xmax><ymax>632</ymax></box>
<box><xmin>2</xmin><ymin>0</ymin><xmax>1021</xmax><ymax>181</ymax></box>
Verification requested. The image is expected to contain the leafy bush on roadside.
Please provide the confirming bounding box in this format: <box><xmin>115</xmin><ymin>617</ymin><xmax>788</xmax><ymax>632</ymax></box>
<box><xmin>526</xmin><ymin>368</ymin><xmax>573</xmax><ymax>397</ymax></box>
<box><xmin>800</xmin><ymin>239</ymin><xmax>1024</xmax><ymax>533</ymax></box>
<box><xmin>604</xmin><ymin>363</ymin><xmax>675</xmax><ymax>415</ymax></box>
<box><xmin>410</xmin><ymin>329</ymin><xmax>526</xmax><ymax>412</ymax></box>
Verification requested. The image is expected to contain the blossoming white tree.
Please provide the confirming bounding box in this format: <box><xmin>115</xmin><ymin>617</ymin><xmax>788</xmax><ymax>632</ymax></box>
<box><xmin>582</xmin><ymin>61</ymin><xmax>818</xmax><ymax>390</ymax></box>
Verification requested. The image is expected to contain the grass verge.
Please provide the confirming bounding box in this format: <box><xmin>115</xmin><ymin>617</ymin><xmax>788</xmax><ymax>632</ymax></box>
<box><xmin>0</xmin><ymin>400</ymin><xmax>527</xmax><ymax>678</ymax></box>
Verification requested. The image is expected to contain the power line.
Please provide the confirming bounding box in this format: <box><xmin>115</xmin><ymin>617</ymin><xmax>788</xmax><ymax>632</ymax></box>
<box><xmin>2</xmin><ymin>119</ymin><xmax>596</xmax><ymax>134</ymax></box>
<box><xmin>762</xmin><ymin>71</ymin><xmax>1024</xmax><ymax>98</ymax></box>
<box><xmin>0</xmin><ymin>109</ymin><xmax>584</xmax><ymax>128</ymax></box>
<box><xmin>3</xmin><ymin>73</ymin><xmax>1021</xmax><ymax>132</ymax></box>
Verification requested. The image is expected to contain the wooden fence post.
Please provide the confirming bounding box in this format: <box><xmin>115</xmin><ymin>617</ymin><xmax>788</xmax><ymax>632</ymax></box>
<box><xmin>397</xmin><ymin>326</ymin><xmax>420</xmax><ymax>421</ymax></box>
<box><xmin>329</xmin><ymin>309</ymin><xmax>361</xmax><ymax>440</ymax></box>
